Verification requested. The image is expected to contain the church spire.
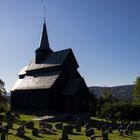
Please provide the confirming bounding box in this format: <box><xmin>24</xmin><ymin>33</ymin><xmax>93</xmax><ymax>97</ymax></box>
<box><xmin>38</xmin><ymin>21</ymin><xmax>52</xmax><ymax>51</ymax></box>
<box><xmin>35</xmin><ymin>22</ymin><xmax>53</xmax><ymax>64</ymax></box>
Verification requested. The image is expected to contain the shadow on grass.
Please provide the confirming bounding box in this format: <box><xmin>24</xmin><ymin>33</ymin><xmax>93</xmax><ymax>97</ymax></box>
<box><xmin>13</xmin><ymin>119</ymin><xmax>27</xmax><ymax>125</ymax></box>
<box><xmin>71</xmin><ymin>132</ymin><xmax>83</xmax><ymax>135</ymax></box>
<box><xmin>123</xmin><ymin>134</ymin><xmax>140</xmax><ymax>139</ymax></box>
<box><xmin>15</xmin><ymin>135</ymin><xmax>33</xmax><ymax>140</ymax></box>
<box><xmin>34</xmin><ymin>135</ymin><xmax>43</xmax><ymax>138</ymax></box>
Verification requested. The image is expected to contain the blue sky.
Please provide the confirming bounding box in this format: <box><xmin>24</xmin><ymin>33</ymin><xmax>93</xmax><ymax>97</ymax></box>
<box><xmin>0</xmin><ymin>0</ymin><xmax>140</xmax><ymax>92</ymax></box>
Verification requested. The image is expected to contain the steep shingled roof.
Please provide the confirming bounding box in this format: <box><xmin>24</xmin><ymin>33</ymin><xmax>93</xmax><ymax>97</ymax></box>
<box><xmin>27</xmin><ymin>49</ymin><xmax>71</xmax><ymax>72</ymax></box>
<box><xmin>11</xmin><ymin>70</ymin><xmax>61</xmax><ymax>91</ymax></box>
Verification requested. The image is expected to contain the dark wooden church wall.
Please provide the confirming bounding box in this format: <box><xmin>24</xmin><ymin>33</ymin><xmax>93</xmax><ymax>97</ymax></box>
<box><xmin>11</xmin><ymin>89</ymin><xmax>56</xmax><ymax>111</ymax></box>
<box><xmin>72</xmin><ymin>81</ymin><xmax>90</xmax><ymax>113</ymax></box>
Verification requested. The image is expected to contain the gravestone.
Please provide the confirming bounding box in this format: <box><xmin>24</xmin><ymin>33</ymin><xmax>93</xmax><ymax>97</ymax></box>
<box><xmin>0</xmin><ymin>115</ymin><xmax>4</xmax><ymax>121</ymax></box>
<box><xmin>119</xmin><ymin>129</ymin><xmax>123</xmax><ymax>136</ymax></box>
<box><xmin>45</xmin><ymin>123</ymin><xmax>53</xmax><ymax>129</ymax></box>
<box><xmin>75</xmin><ymin>118</ymin><xmax>81</xmax><ymax>132</ymax></box>
<box><xmin>1</xmin><ymin>127</ymin><xmax>8</xmax><ymax>140</ymax></box>
<box><xmin>0</xmin><ymin>121</ymin><xmax>2</xmax><ymax>127</ymax></box>
<box><xmin>130</xmin><ymin>130</ymin><xmax>133</xmax><ymax>134</ymax></box>
<box><xmin>64</xmin><ymin>125</ymin><xmax>73</xmax><ymax>134</ymax></box>
<box><xmin>14</xmin><ymin>112</ymin><xmax>20</xmax><ymax>119</ymax></box>
<box><xmin>85</xmin><ymin>128</ymin><xmax>94</xmax><ymax>137</ymax></box>
<box><xmin>39</xmin><ymin>121</ymin><xmax>46</xmax><ymax>128</ymax></box>
<box><xmin>108</xmin><ymin>127</ymin><xmax>112</xmax><ymax>133</ymax></box>
<box><xmin>0</xmin><ymin>126</ymin><xmax>3</xmax><ymax>133</ymax></box>
<box><xmin>26</xmin><ymin>121</ymin><xmax>34</xmax><ymax>129</ymax></box>
<box><xmin>85</xmin><ymin>122</ymin><xmax>91</xmax><ymax>131</ymax></box>
<box><xmin>7</xmin><ymin>121</ymin><xmax>13</xmax><ymax>129</ymax></box>
<box><xmin>127</xmin><ymin>124</ymin><xmax>133</xmax><ymax>134</ymax></box>
<box><xmin>55</xmin><ymin>122</ymin><xmax>63</xmax><ymax>130</ymax></box>
<box><xmin>124</xmin><ymin>129</ymin><xmax>129</xmax><ymax>135</ymax></box>
<box><xmin>1</xmin><ymin>132</ymin><xmax>6</xmax><ymax>140</ymax></box>
<box><xmin>101</xmin><ymin>125</ymin><xmax>107</xmax><ymax>136</ymax></box>
<box><xmin>102</xmin><ymin>131</ymin><xmax>108</xmax><ymax>140</ymax></box>
<box><xmin>96</xmin><ymin>124</ymin><xmax>100</xmax><ymax>130</ymax></box>
<box><xmin>32</xmin><ymin>128</ymin><xmax>38</xmax><ymax>136</ymax></box>
<box><xmin>91</xmin><ymin>135</ymin><xmax>96</xmax><ymax>140</ymax></box>
<box><xmin>118</xmin><ymin>124</ymin><xmax>123</xmax><ymax>132</ymax></box>
<box><xmin>59</xmin><ymin>128</ymin><xmax>68</xmax><ymax>140</ymax></box>
<box><xmin>16</xmin><ymin>126</ymin><xmax>25</xmax><ymax>137</ymax></box>
<box><xmin>5</xmin><ymin>110</ymin><xmax>11</xmax><ymax>121</ymax></box>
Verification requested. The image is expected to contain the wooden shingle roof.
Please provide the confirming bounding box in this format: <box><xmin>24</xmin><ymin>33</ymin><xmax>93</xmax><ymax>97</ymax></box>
<box><xmin>27</xmin><ymin>48</ymin><xmax>71</xmax><ymax>72</ymax></box>
<box><xmin>11</xmin><ymin>70</ymin><xmax>61</xmax><ymax>91</ymax></box>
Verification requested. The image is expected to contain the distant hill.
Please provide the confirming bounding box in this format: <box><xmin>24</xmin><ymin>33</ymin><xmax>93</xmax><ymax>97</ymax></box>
<box><xmin>89</xmin><ymin>85</ymin><xmax>133</xmax><ymax>100</ymax></box>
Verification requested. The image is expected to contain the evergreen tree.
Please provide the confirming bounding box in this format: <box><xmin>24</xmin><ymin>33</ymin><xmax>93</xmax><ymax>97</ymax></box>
<box><xmin>0</xmin><ymin>79</ymin><xmax>7</xmax><ymax>111</ymax></box>
<box><xmin>133</xmin><ymin>76</ymin><xmax>140</xmax><ymax>104</ymax></box>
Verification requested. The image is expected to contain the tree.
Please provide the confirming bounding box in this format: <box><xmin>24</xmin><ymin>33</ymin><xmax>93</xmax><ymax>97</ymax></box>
<box><xmin>96</xmin><ymin>87</ymin><xmax>119</xmax><ymax>119</ymax></box>
<box><xmin>0</xmin><ymin>79</ymin><xmax>8</xmax><ymax>111</ymax></box>
<box><xmin>89</xmin><ymin>91</ymin><xmax>97</xmax><ymax>116</ymax></box>
<box><xmin>0</xmin><ymin>79</ymin><xmax>6</xmax><ymax>95</ymax></box>
<box><xmin>101</xmin><ymin>87</ymin><xmax>113</xmax><ymax>102</ymax></box>
<box><xmin>133</xmin><ymin>76</ymin><xmax>140</xmax><ymax>104</ymax></box>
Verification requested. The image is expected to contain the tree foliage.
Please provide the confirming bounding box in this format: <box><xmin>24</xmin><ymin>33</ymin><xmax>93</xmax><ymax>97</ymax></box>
<box><xmin>0</xmin><ymin>79</ymin><xmax>6</xmax><ymax>95</ymax></box>
<box><xmin>133</xmin><ymin>76</ymin><xmax>140</xmax><ymax>104</ymax></box>
<box><xmin>89</xmin><ymin>91</ymin><xmax>97</xmax><ymax>116</ymax></box>
<box><xmin>0</xmin><ymin>79</ymin><xmax>8</xmax><ymax>111</ymax></box>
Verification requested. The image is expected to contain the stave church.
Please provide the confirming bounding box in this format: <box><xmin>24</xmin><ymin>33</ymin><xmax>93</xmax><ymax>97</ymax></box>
<box><xmin>11</xmin><ymin>21</ymin><xmax>90</xmax><ymax>113</ymax></box>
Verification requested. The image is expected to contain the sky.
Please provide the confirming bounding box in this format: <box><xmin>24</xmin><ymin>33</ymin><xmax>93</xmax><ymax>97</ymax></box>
<box><xmin>0</xmin><ymin>0</ymin><xmax>140</xmax><ymax>92</ymax></box>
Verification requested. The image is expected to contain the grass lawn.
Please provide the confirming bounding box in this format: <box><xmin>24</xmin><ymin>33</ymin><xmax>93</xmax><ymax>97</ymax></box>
<box><xmin>1</xmin><ymin>113</ymin><xmax>140</xmax><ymax>140</ymax></box>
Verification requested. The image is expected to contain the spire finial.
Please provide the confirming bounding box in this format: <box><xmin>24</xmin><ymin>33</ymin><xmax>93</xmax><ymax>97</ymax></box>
<box><xmin>43</xmin><ymin>0</ymin><xmax>46</xmax><ymax>22</ymax></box>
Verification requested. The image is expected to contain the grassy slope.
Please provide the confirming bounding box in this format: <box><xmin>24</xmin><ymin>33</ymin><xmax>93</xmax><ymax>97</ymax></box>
<box><xmin>1</xmin><ymin>113</ymin><xmax>140</xmax><ymax>140</ymax></box>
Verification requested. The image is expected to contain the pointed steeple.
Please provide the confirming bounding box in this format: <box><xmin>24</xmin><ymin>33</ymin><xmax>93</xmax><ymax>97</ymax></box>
<box><xmin>35</xmin><ymin>22</ymin><xmax>53</xmax><ymax>64</ymax></box>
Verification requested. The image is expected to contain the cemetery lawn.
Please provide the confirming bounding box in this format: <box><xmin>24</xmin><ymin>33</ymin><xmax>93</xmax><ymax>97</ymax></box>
<box><xmin>1</xmin><ymin>113</ymin><xmax>140</xmax><ymax>140</ymax></box>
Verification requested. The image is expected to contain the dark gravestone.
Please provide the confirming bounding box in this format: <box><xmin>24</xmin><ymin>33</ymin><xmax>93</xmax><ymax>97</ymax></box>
<box><xmin>102</xmin><ymin>131</ymin><xmax>108</xmax><ymax>140</ymax></box>
<box><xmin>86</xmin><ymin>128</ymin><xmax>94</xmax><ymax>137</ymax></box>
<box><xmin>7</xmin><ymin>121</ymin><xmax>13</xmax><ymax>129</ymax></box>
<box><xmin>127</xmin><ymin>124</ymin><xmax>133</xmax><ymax>134</ymax></box>
<box><xmin>32</xmin><ymin>128</ymin><xmax>38</xmax><ymax>136</ymax></box>
<box><xmin>0</xmin><ymin>121</ymin><xmax>2</xmax><ymax>126</ymax></box>
<box><xmin>85</xmin><ymin>122</ymin><xmax>91</xmax><ymax>131</ymax></box>
<box><xmin>0</xmin><ymin>126</ymin><xmax>3</xmax><ymax>133</ymax></box>
<box><xmin>45</xmin><ymin>123</ymin><xmax>53</xmax><ymax>129</ymax></box>
<box><xmin>1</xmin><ymin>132</ymin><xmax>6</xmax><ymax>140</ymax></box>
<box><xmin>91</xmin><ymin>135</ymin><xmax>96</xmax><ymax>140</ymax></box>
<box><xmin>118</xmin><ymin>124</ymin><xmax>123</xmax><ymax>132</ymax></box>
<box><xmin>119</xmin><ymin>129</ymin><xmax>123</xmax><ymax>136</ymax></box>
<box><xmin>5</xmin><ymin>111</ymin><xmax>11</xmax><ymax>121</ymax></box>
<box><xmin>75</xmin><ymin>118</ymin><xmax>82</xmax><ymax>132</ymax></box>
<box><xmin>16</xmin><ymin>126</ymin><xmax>25</xmax><ymax>137</ymax></box>
<box><xmin>59</xmin><ymin>128</ymin><xmax>68</xmax><ymax>140</ymax></box>
<box><xmin>1</xmin><ymin>127</ymin><xmax>8</xmax><ymax>140</ymax></box>
<box><xmin>101</xmin><ymin>125</ymin><xmax>108</xmax><ymax>136</ymax></box>
<box><xmin>26</xmin><ymin>121</ymin><xmax>34</xmax><ymax>129</ymax></box>
<box><xmin>14</xmin><ymin>112</ymin><xmax>20</xmax><ymax>119</ymax></box>
<box><xmin>108</xmin><ymin>127</ymin><xmax>112</xmax><ymax>133</ymax></box>
<box><xmin>55</xmin><ymin>122</ymin><xmax>63</xmax><ymax>130</ymax></box>
<box><xmin>130</xmin><ymin>130</ymin><xmax>133</xmax><ymax>134</ymax></box>
<box><xmin>64</xmin><ymin>125</ymin><xmax>73</xmax><ymax>134</ymax></box>
<box><xmin>2</xmin><ymin>125</ymin><xmax>9</xmax><ymax>134</ymax></box>
<box><xmin>124</xmin><ymin>129</ymin><xmax>129</xmax><ymax>135</ymax></box>
<box><xmin>0</xmin><ymin>115</ymin><xmax>4</xmax><ymax>121</ymax></box>
<box><xmin>96</xmin><ymin>124</ymin><xmax>100</xmax><ymax>130</ymax></box>
<box><xmin>39</xmin><ymin>121</ymin><xmax>46</xmax><ymax>128</ymax></box>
